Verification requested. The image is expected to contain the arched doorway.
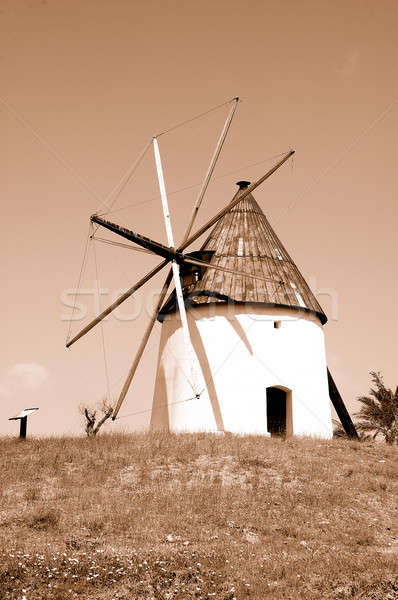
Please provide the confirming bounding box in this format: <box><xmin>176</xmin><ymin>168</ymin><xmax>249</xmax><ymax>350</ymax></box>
<box><xmin>266</xmin><ymin>387</ymin><xmax>292</xmax><ymax>437</ymax></box>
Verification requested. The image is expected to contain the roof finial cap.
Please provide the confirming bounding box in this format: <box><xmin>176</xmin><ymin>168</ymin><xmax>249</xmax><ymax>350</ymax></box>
<box><xmin>236</xmin><ymin>180</ymin><xmax>251</xmax><ymax>189</ymax></box>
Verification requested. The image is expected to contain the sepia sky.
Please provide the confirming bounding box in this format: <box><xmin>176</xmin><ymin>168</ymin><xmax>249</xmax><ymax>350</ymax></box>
<box><xmin>1</xmin><ymin>0</ymin><xmax>397</xmax><ymax>436</ymax></box>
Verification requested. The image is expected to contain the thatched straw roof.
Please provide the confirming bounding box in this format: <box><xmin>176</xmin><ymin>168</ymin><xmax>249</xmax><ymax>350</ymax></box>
<box><xmin>159</xmin><ymin>182</ymin><xmax>327</xmax><ymax>325</ymax></box>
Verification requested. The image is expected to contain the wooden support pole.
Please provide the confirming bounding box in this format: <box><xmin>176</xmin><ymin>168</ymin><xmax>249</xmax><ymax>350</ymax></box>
<box><xmin>19</xmin><ymin>416</ymin><xmax>27</xmax><ymax>439</ymax></box>
<box><xmin>327</xmin><ymin>368</ymin><xmax>359</xmax><ymax>439</ymax></box>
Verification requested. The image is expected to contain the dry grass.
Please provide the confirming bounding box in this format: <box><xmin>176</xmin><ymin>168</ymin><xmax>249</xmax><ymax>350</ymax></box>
<box><xmin>0</xmin><ymin>433</ymin><xmax>397</xmax><ymax>599</ymax></box>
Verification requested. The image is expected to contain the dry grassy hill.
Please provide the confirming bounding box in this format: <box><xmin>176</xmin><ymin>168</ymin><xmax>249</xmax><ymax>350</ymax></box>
<box><xmin>0</xmin><ymin>433</ymin><xmax>397</xmax><ymax>599</ymax></box>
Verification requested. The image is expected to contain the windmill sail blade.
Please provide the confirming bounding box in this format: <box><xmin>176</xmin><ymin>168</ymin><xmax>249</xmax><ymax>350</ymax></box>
<box><xmin>178</xmin><ymin>150</ymin><xmax>295</xmax><ymax>252</ymax></box>
<box><xmin>66</xmin><ymin>259</ymin><xmax>168</xmax><ymax>348</ymax></box>
<box><xmin>153</xmin><ymin>137</ymin><xmax>202</xmax><ymax>397</ymax></box>
<box><xmin>91</xmin><ymin>215</ymin><xmax>180</xmax><ymax>262</ymax></box>
<box><xmin>181</xmin><ymin>97</ymin><xmax>239</xmax><ymax>245</ymax></box>
<box><xmin>112</xmin><ymin>269</ymin><xmax>173</xmax><ymax>420</ymax></box>
<box><xmin>112</xmin><ymin>102</ymin><xmax>239</xmax><ymax>418</ymax></box>
<box><xmin>184</xmin><ymin>256</ymin><xmax>284</xmax><ymax>286</ymax></box>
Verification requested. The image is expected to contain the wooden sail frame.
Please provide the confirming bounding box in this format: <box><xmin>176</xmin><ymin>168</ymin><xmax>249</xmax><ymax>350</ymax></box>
<box><xmin>112</xmin><ymin>99</ymin><xmax>240</xmax><ymax>418</ymax></box>
<box><xmin>66</xmin><ymin>149</ymin><xmax>294</xmax><ymax>349</ymax></box>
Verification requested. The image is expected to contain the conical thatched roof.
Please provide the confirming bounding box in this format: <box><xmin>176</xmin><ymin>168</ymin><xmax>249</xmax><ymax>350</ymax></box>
<box><xmin>159</xmin><ymin>182</ymin><xmax>327</xmax><ymax>324</ymax></box>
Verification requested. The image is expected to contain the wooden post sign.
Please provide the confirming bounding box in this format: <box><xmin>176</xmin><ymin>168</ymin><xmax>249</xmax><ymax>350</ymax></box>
<box><xmin>9</xmin><ymin>408</ymin><xmax>39</xmax><ymax>439</ymax></box>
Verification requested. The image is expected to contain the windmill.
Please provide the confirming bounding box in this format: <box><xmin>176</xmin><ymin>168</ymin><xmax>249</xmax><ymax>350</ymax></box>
<box><xmin>66</xmin><ymin>99</ymin><xmax>357</xmax><ymax>439</ymax></box>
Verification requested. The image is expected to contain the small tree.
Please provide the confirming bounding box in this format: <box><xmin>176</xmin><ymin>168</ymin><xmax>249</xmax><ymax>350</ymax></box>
<box><xmin>80</xmin><ymin>399</ymin><xmax>113</xmax><ymax>437</ymax></box>
<box><xmin>333</xmin><ymin>419</ymin><xmax>349</xmax><ymax>439</ymax></box>
<box><xmin>355</xmin><ymin>371</ymin><xmax>398</xmax><ymax>445</ymax></box>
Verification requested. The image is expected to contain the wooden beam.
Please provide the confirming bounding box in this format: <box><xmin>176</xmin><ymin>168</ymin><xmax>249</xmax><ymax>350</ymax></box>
<box><xmin>65</xmin><ymin>259</ymin><xmax>168</xmax><ymax>348</ymax></box>
<box><xmin>327</xmin><ymin>368</ymin><xmax>359</xmax><ymax>439</ymax></box>
<box><xmin>178</xmin><ymin>150</ymin><xmax>295</xmax><ymax>252</ymax></box>
<box><xmin>184</xmin><ymin>256</ymin><xmax>283</xmax><ymax>286</ymax></box>
<box><xmin>181</xmin><ymin>97</ymin><xmax>239</xmax><ymax>245</ymax></box>
<box><xmin>91</xmin><ymin>215</ymin><xmax>180</xmax><ymax>262</ymax></box>
<box><xmin>112</xmin><ymin>270</ymin><xmax>174</xmax><ymax>419</ymax></box>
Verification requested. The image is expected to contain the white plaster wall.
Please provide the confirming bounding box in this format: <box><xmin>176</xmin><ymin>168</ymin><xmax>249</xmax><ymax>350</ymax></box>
<box><xmin>151</xmin><ymin>304</ymin><xmax>333</xmax><ymax>438</ymax></box>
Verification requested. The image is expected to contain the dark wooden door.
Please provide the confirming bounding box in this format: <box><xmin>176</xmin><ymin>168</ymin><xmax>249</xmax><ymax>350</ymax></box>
<box><xmin>266</xmin><ymin>387</ymin><xmax>286</xmax><ymax>436</ymax></box>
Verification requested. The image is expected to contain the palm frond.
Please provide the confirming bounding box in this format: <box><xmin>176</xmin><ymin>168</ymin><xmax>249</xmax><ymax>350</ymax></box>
<box><xmin>354</xmin><ymin>371</ymin><xmax>398</xmax><ymax>444</ymax></box>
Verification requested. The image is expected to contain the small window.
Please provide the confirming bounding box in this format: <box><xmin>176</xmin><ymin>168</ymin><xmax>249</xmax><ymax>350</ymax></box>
<box><xmin>237</xmin><ymin>237</ymin><xmax>244</xmax><ymax>257</ymax></box>
<box><xmin>274</xmin><ymin>320</ymin><xmax>281</xmax><ymax>329</ymax></box>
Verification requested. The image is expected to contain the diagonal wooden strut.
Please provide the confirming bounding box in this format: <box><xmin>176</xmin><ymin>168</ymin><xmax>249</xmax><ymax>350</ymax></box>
<box><xmin>327</xmin><ymin>368</ymin><xmax>359</xmax><ymax>439</ymax></box>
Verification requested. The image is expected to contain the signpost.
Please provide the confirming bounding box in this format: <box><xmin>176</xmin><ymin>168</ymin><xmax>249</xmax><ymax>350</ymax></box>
<box><xmin>9</xmin><ymin>408</ymin><xmax>39</xmax><ymax>439</ymax></box>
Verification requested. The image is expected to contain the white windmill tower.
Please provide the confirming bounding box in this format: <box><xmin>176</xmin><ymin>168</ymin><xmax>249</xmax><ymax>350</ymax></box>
<box><xmin>152</xmin><ymin>181</ymin><xmax>332</xmax><ymax>437</ymax></box>
<box><xmin>67</xmin><ymin>99</ymin><xmax>358</xmax><ymax>439</ymax></box>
